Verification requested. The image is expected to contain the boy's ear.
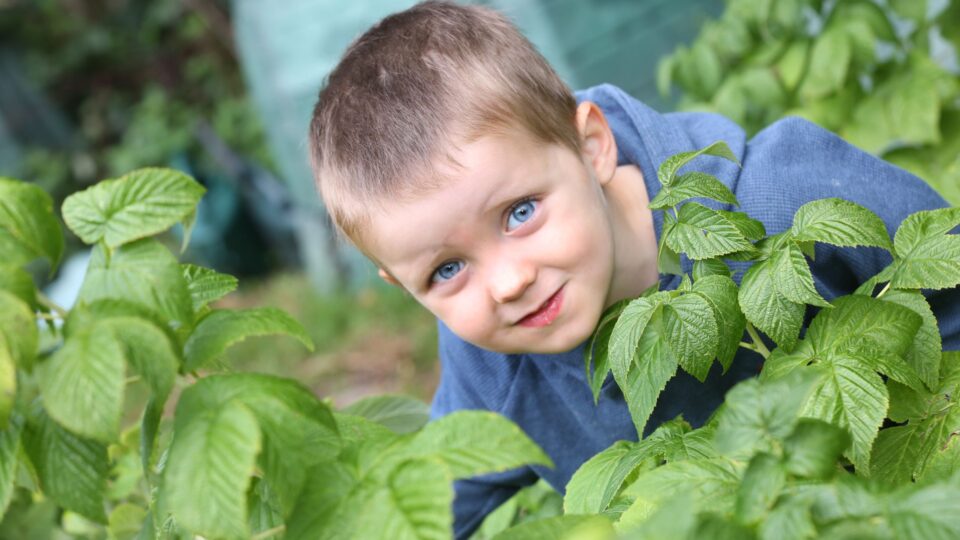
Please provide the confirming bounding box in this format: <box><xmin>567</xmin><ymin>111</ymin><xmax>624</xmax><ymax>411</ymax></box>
<box><xmin>378</xmin><ymin>267</ymin><xmax>401</xmax><ymax>286</ymax></box>
<box><xmin>575</xmin><ymin>101</ymin><xmax>618</xmax><ymax>186</ymax></box>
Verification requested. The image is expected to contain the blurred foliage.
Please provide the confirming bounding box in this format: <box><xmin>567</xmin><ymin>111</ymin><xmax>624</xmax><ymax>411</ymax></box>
<box><xmin>659</xmin><ymin>0</ymin><xmax>960</xmax><ymax>205</ymax></box>
<box><xmin>0</xmin><ymin>0</ymin><xmax>274</xmax><ymax>205</ymax></box>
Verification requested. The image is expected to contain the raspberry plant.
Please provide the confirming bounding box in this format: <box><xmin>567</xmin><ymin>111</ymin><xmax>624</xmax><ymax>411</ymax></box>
<box><xmin>0</xmin><ymin>169</ymin><xmax>550</xmax><ymax>539</ymax></box>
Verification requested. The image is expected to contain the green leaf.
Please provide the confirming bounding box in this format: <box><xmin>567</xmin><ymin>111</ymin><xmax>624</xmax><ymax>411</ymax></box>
<box><xmin>776</xmin><ymin>40</ymin><xmax>809</xmax><ymax>91</ymax></box>
<box><xmin>738</xmin><ymin>259</ymin><xmax>805</xmax><ymax>351</ymax></box>
<box><xmin>791</xmin><ymin>198</ymin><xmax>892</xmax><ymax>250</ymax></box>
<box><xmin>0</xmin><ymin>415</ymin><xmax>22</xmax><ymax>519</ymax></box>
<box><xmin>612</xmin><ymin>319</ymin><xmax>680</xmax><ymax>436</ymax></box>
<box><xmin>61</xmin><ymin>168</ymin><xmax>205</xmax><ymax>248</ymax></box>
<box><xmin>887</xmin><ymin>482</ymin><xmax>960</xmax><ymax>539</ymax></box>
<box><xmin>353</xmin><ymin>458</ymin><xmax>453</xmax><ymax>540</ymax></box>
<box><xmin>735</xmin><ymin>453</ymin><xmax>786</xmax><ymax>525</ymax></box>
<box><xmin>800</xmin><ymin>28</ymin><xmax>851</xmax><ymax>100</ymax></box>
<box><xmin>564</xmin><ymin>440</ymin><xmax>653</xmax><ymax>515</ymax></box>
<box><xmin>657</xmin><ymin>218</ymin><xmax>683</xmax><ymax>275</ymax></box>
<box><xmin>493</xmin><ymin>515</ymin><xmax>613</xmax><ymax>540</ymax></box>
<box><xmin>0</xmin><ymin>336</ymin><xmax>14</xmax><ymax>430</ymax></box>
<box><xmin>164</xmin><ymin>398</ymin><xmax>260</xmax><ymax>539</ymax></box>
<box><xmin>609</xmin><ymin>296</ymin><xmax>665</xmax><ymax>385</ymax></box>
<box><xmin>22</xmin><ymin>407</ymin><xmax>108</xmax><ymax>523</ymax></box>
<box><xmin>758</xmin><ymin>499</ymin><xmax>817</xmax><ymax>540</ymax></box>
<box><xmin>666</xmin><ymin>203</ymin><xmax>756</xmax><ymax>260</ymax></box>
<box><xmin>0</xmin><ymin>178</ymin><xmax>64</xmax><ymax>270</ymax></box>
<box><xmin>0</xmin><ymin>265</ymin><xmax>37</xmax><ymax>310</ymax></box>
<box><xmin>617</xmin><ymin>491</ymin><xmax>698</xmax><ymax>538</ymax></box>
<box><xmin>0</xmin><ymin>290</ymin><xmax>37</xmax><ymax>370</ymax></box>
<box><xmin>181</xmin><ymin>264</ymin><xmax>238</xmax><ymax>313</ymax></box>
<box><xmin>400</xmin><ymin>411</ymin><xmax>552</xmax><ymax>480</ymax></box>
<box><xmin>716</xmin><ymin>210</ymin><xmax>766</xmax><ymax>241</ymax></box>
<box><xmin>663</xmin><ymin>293</ymin><xmax>719</xmax><ymax>382</ymax></box>
<box><xmin>100</xmin><ymin>317</ymin><xmax>178</xmax><ymax>400</ymax></box>
<box><xmin>783</xmin><ymin>418</ymin><xmax>850</xmax><ymax>479</ymax></box>
<box><xmin>656</xmin><ymin>141</ymin><xmax>739</xmax><ymax>187</ymax></box>
<box><xmin>769</xmin><ymin>241</ymin><xmax>831</xmax><ymax>307</ymax></box>
<box><xmin>38</xmin><ymin>330</ymin><xmax>125</xmax><ymax>443</ymax></box>
<box><xmin>690</xmin><ymin>275</ymin><xmax>744</xmax><ymax>373</ymax></box>
<box><xmin>622</xmin><ymin>458</ymin><xmax>742</xmax><ymax>516</ymax></box>
<box><xmin>890</xmin><ymin>207</ymin><xmax>960</xmax><ymax>290</ymax></box>
<box><xmin>648</xmin><ymin>172</ymin><xmax>738</xmax><ymax>209</ymax></box>
<box><xmin>801</xmin><ymin>357</ymin><xmax>887</xmax><ymax>473</ymax></box>
<box><xmin>585</xmin><ymin>299</ymin><xmax>631</xmax><ymax>404</ymax></box>
<box><xmin>871</xmin><ymin>406</ymin><xmax>960</xmax><ymax>486</ymax></box>
<box><xmin>693</xmin><ymin>258</ymin><xmax>731</xmax><ymax>280</ymax></box>
<box><xmin>714</xmin><ymin>371</ymin><xmax>819</xmax><ymax>459</ymax></box>
<box><xmin>178</xmin><ymin>374</ymin><xmax>340</xmax><ymax>515</ymax></box>
<box><xmin>341</xmin><ymin>395</ymin><xmax>429</xmax><ymax>435</ymax></box>
<box><xmin>183</xmin><ymin>308</ymin><xmax>314</xmax><ymax>371</ymax></box>
<box><xmin>107</xmin><ymin>503</ymin><xmax>147</xmax><ymax>540</ymax></box>
<box><xmin>78</xmin><ymin>239</ymin><xmax>193</xmax><ymax>330</ymax></box>
<box><xmin>880</xmin><ymin>290</ymin><xmax>941</xmax><ymax>390</ymax></box>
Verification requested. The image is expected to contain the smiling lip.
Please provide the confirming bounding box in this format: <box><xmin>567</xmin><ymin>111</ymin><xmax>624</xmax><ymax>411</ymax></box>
<box><xmin>517</xmin><ymin>286</ymin><xmax>565</xmax><ymax>328</ymax></box>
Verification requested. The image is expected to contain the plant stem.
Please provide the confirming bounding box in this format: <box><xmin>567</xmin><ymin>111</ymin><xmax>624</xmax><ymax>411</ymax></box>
<box><xmin>745</xmin><ymin>322</ymin><xmax>771</xmax><ymax>359</ymax></box>
<box><xmin>37</xmin><ymin>312</ymin><xmax>62</xmax><ymax>321</ymax></box>
<box><xmin>739</xmin><ymin>341</ymin><xmax>757</xmax><ymax>352</ymax></box>
<box><xmin>251</xmin><ymin>525</ymin><xmax>286</xmax><ymax>540</ymax></box>
<box><xmin>876</xmin><ymin>282</ymin><xmax>892</xmax><ymax>298</ymax></box>
<box><xmin>37</xmin><ymin>291</ymin><xmax>68</xmax><ymax>318</ymax></box>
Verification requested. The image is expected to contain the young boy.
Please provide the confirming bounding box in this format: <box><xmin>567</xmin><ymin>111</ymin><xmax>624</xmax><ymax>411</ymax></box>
<box><xmin>310</xmin><ymin>2</ymin><xmax>960</xmax><ymax>537</ymax></box>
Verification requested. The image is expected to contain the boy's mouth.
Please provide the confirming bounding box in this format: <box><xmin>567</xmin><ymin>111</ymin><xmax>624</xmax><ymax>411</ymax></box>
<box><xmin>517</xmin><ymin>286</ymin><xmax>564</xmax><ymax>328</ymax></box>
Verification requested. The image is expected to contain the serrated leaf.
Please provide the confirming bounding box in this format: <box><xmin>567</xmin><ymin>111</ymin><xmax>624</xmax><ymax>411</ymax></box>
<box><xmin>657</xmin><ymin>141</ymin><xmax>739</xmax><ymax>187</ymax></box>
<box><xmin>609</xmin><ymin>296</ymin><xmax>666</xmax><ymax>384</ymax></box>
<box><xmin>784</xmin><ymin>418</ymin><xmax>850</xmax><ymax>479</ymax></box>
<box><xmin>341</xmin><ymin>395</ymin><xmax>429</xmax><ymax>435</ymax></box>
<box><xmin>100</xmin><ymin>317</ymin><xmax>178</xmax><ymax>400</ymax></box>
<box><xmin>648</xmin><ymin>172</ymin><xmax>738</xmax><ymax>209</ymax></box>
<box><xmin>619</xmin><ymin>332</ymin><xmax>680</xmax><ymax>438</ymax></box>
<box><xmin>164</xmin><ymin>398</ymin><xmax>260</xmax><ymax>539</ymax></box>
<box><xmin>585</xmin><ymin>299</ymin><xmax>631</xmax><ymax>403</ymax></box>
<box><xmin>666</xmin><ymin>203</ymin><xmax>756</xmax><ymax>260</ymax></box>
<box><xmin>39</xmin><ymin>330</ymin><xmax>125</xmax><ymax>443</ymax></box>
<box><xmin>0</xmin><ymin>290</ymin><xmax>37</xmax><ymax>370</ymax></box>
<box><xmin>354</xmin><ymin>458</ymin><xmax>453</xmax><ymax>540</ymax></box>
<box><xmin>738</xmin><ymin>259</ymin><xmax>805</xmax><ymax>351</ymax></box>
<box><xmin>61</xmin><ymin>168</ymin><xmax>205</xmax><ymax>248</ymax></box>
<box><xmin>285</xmin><ymin>461</ymin><xmax>359</xmax><ymax>540</ymax></box>
<box><xmin>736</xmin><ymin>453</ymin><xmax>786</xmax><ymax>525</ymax></box>
<box><xmin>0</xmin><ymin>415</ymin><xmax>22</xmax><ymax>518</ymax></box>
<box><xmin>770</xmin><ymin>241</ymin><xmax>831</xmax><ymax>307</ymax></box>
<box><xmin>880</xmin><ymin>290</ymin><xmax>941</xmax><ymax>390</ymax></box>
<box><xmin>871</xmin><ymin>406</ymin><xmax>960</xmax><ymax>486</ymax></box>
<box><xmin>622</xmin><ymin>458</ymin><xmax>742</xmax><ymax>516</ymax></box>
<box><xmin>890</xmin><ymin>207</ymin><xmax>960</xmax><ymax>289</ymax></box>
<box><xmin>22</xmin><ymin>407</ymin><xmax>108</xmax><ymax>523</ymax></box>
<box><xmin>887</xmin><ymin>482</ymin><xmax>960</xmax><ymax>539</ymax></box>
<box><xmin>400</xmin><ymin>411</ymin><xmax>551</xmax><ymax>479</ymax></box>
<box><xmin>78</xmin><ymin>239</ymin><xmax>193</xmax><ymax>330</ymax></box>
<box><xmin>715</xmin><ymin>371</ymin><xmax>819</xmax><ymax>459</ymax></box>
<box><xmin>692</xmin><ymin>258</ymin><xmax>731</xmax><ymax>280</ymax></box>
<box><xmin>691</xmin><ymin>275</ymin><xmax>744</xmax><ymax>372</ymax></box>
<box><xmin>801</xmin><ymin>357</ymin><xmax>888</xmax><ymax>473</ymax></box>
<box><xmin>493</xmin><ymin>515</ymin><xmax>613</xmax><ymax>540</ymax></box>
<box><xmin>716</xmin><ymin>210</ymin><xmax>766</xmax><ymax>241</ymax></box>
<box><xmin>0</xmin><ymin>178</ymin><xmax>64</xmax><ymax>269</ymax></box>
<box><xmin>564</xmin><ymin>440</ymin><xmax>652</xmax><ymax>515</ymax></box>
<box><xmin>177</xmin><ymin>374</ymin><xmax>340</xmax><ymax>515</ymax></box>
<box><xmin>658</xmin><ymin>217</ymin><xmax>683</xmax><ymax>276</ymax></box>
<box><xmin>791</xmin><ymin>198</ymin><xmax>892</xmax><ymax>250</ymax></box>
<box><xmin>183</xmin><ymin>307</ymin><xmax>314</xmax><ymax>371</ymax></box>
<box><xmin>664</xmin><ymin>293</ymin><xmax>719</xmax><ymax>382</ymax></box>
<box><xmin>181</xmin><ymin>264</ymin><xmax>238</xmax><ymax>313</ymax></box>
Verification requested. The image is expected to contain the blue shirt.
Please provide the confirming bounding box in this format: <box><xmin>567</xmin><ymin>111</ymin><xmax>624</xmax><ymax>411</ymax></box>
<box><xmin>431</xmin><ymin>84</ymin><xmax>960</xmax><ymax>538</ymax></box>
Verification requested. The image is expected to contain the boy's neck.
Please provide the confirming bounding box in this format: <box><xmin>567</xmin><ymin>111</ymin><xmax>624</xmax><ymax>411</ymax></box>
<box><xmin>604</xmin><ymin>163</ymin><xmax>660</xmax><ymax>307</ymax></box>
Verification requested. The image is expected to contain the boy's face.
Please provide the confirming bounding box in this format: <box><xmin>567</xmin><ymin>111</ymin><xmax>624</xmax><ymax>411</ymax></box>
<box><xmin>365</xmin><ymin>105</ymin><xmax>623</xmax><ymax>354</ymax></box>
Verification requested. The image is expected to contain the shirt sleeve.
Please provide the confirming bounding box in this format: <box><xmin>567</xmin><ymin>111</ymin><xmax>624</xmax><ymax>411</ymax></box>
<box><xmin>430</xmin><ymin>322</ymin><xmax>539</xmax><ymax>539</ymax></box>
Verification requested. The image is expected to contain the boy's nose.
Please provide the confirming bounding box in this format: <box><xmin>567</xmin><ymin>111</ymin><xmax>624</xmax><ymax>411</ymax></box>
<box><xmin>489</xmin><ymin>256</ymin><xmax>536</xmax><ymax>304</ymax></box>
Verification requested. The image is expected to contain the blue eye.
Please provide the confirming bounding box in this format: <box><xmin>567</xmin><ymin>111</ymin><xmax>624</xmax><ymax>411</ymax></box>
<box><xmin>431</xmin><ymin>260</ymin><xmax>463</xmax><ymax>283</ymax></box>
<box><xmin>506</xmin><ymin>199</ymin><xmax>537</xmax><ymax>231</ymax></box>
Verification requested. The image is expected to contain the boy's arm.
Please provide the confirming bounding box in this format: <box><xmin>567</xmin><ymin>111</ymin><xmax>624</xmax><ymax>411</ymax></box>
<box><xmin>431</xmin><ymin>322</ymin><xmax>539</xmax><ymax>538</ymax></box>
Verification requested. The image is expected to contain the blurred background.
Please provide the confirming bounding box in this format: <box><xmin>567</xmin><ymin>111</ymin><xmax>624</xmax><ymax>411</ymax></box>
<box><xmin>0</xmin><ymin>0</ymin><xmax>957</xmax><ymax>410</ymax></box>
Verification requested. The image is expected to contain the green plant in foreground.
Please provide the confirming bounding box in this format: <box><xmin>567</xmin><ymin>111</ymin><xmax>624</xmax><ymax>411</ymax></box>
<box><xmin>0</xmin><ymin>169</ymin><xmax>550</xmax><ymax>539</ymax></box>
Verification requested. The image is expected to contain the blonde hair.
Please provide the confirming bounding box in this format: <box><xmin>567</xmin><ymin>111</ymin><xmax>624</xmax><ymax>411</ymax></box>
<box><xmin>309</xmin><ymin>1</ymin><xmax>579</xmax><ymax>243</ymax></box>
